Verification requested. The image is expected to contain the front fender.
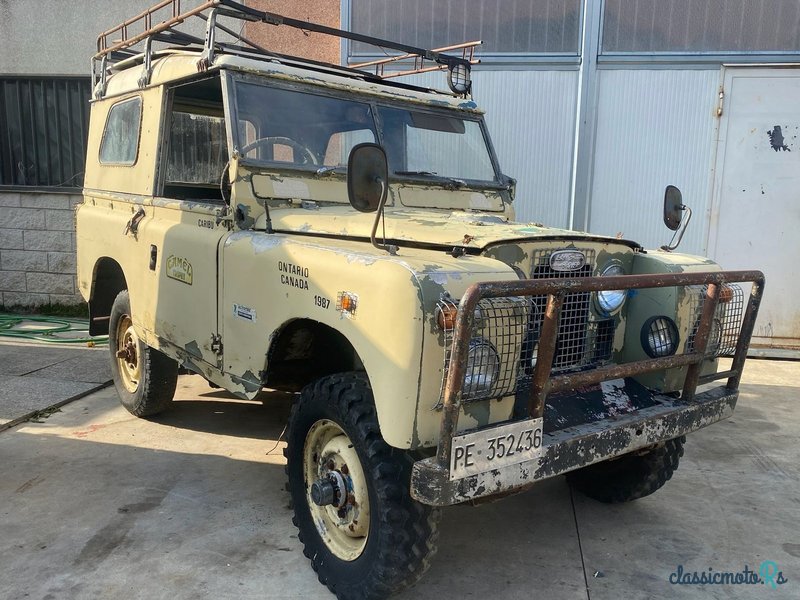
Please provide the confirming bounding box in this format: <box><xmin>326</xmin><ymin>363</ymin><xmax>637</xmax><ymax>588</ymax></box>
<box><xmin>220</xmin><ymin>231</ymin><xmax>516</xmax><ymax>449</ymax></box>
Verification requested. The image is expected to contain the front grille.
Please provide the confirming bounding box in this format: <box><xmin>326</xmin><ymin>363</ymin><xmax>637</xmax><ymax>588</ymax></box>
<box><xmin>435</xmin><ymin>248</ymin><xmax>617</xmax><ymax>407</ymax></box>
<box><xmin>528</xmin><ymin>249</ymin><xmax>613</xmax><ymax>372</ymax></box>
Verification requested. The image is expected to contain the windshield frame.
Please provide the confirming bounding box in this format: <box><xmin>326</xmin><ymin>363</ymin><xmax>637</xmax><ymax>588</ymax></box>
<box><xmin>223</xmin><ymin>70</ymin><xmax>505</xmax><ymax>190</ymax></box>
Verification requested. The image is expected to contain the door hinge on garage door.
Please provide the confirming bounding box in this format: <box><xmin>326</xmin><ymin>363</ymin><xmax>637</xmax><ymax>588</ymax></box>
<box><xmin>716</xmin><ymin>87</ymin><xmax>724</xmax><ymax>117</ymax></box>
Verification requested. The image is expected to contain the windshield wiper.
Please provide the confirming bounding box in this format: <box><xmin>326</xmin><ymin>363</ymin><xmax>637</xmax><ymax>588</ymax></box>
<box><xmin>315</xmin><ymin>165</ymin><xmax>344</xmax><ymax>177</ymax></box>
<box><xmin>395</xmin><ymin>170</ymin><xmax>467</xmax><ymax>189</ymax></box>
<box><xmin>394</xmin><ymin>170</ymin><xmax>438</xmax><ymax>176</ymax></box>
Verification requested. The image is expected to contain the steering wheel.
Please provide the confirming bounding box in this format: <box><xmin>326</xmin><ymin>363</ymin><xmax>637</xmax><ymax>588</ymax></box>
<box><xmin>239</xmin><ymin>136</ymin><xmax>318</xmax><ymax>166</ymax></box>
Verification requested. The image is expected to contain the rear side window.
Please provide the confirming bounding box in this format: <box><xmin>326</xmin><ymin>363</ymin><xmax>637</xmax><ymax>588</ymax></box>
<box><xmin>99</xmin><ymin>97</ymin><xmax>142</xmax><ymax>165</ymax></box>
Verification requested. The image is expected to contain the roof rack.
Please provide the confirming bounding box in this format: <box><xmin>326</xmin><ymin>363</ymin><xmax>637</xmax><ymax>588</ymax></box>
<box><xmin>92</xmin><ymin>0</ymin><xmax>480</xmax><ymax>99</ymax></box>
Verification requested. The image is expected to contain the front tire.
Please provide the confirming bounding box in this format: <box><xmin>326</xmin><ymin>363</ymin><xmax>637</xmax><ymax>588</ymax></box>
<box><xmin>108</xmin><ymin>290</ymin><xmax>178</xmax><ymax>417</ymax></box>
<box><xmin>285</xmin><ymin>373</ymin><xmax>440</xmax><ymax>600</ymax></box>
<box><xmin>566</xmin><ymin>436</ymin><xmax>686</xmax><ymax>503</ymax></box>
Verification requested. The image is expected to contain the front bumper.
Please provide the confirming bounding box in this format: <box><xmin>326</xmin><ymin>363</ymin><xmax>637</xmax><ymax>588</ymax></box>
<box><xmin>411</xmin><ymin>385</ymin><xmax>735</xmax><ymax>506</ymax></box>
<box><xmin>413</xmin><ymin>269</ymin><xmax>763</xmax><ymax>507</ymax></box>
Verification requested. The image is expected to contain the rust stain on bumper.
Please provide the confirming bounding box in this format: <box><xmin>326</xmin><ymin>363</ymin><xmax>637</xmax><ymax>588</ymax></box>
<box><xmin>412</xmin><ymin>385</ymin><xmax>737</xmax><ymax>506</ymax></box>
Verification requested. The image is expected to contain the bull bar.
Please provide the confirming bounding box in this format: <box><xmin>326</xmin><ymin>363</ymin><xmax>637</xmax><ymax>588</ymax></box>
<box><xmin>411</xmin><ymin>270</ymin><xmax>765</xmax><ymax>506</ymax></box>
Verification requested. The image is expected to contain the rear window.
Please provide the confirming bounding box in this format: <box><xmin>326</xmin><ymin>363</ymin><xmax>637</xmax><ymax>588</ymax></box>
<box><xmin>99</xmin><ymin>97</ymin><xmax>142</xmax><ymax>165</ymax></box>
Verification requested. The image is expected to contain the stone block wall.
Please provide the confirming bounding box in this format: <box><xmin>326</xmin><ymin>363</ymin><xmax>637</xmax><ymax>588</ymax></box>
<box><xmin>0</xmin><ymin>191</ymin><xmax>83</xmax><ymax>307</ymax></box>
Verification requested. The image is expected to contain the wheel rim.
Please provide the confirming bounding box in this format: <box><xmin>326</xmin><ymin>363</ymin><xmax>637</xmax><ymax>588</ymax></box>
<box><xmin>115</xmin><ymin>314</ymin><xmax>140</xmax><ymax>393</ymax></box>
<box><xmin>303</xmin><ymin>419</ymin><xmax>371</xmax><ymax>561</ymax></box>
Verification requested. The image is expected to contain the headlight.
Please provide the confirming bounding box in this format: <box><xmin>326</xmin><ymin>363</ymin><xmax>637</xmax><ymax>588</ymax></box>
<box><xmin>463</xmin><ymin>338</ymin><xmax>499</xmax><ymax>398</ymax></box>
<box><xmin>596</xmin><ymin>263</ymin><xmax>626</xmax><ymax>314</ymax></box>
<box><xmin>641</xmin><ymin>316</ymin><xmax>679</xmax><ymax>358</ymax></box>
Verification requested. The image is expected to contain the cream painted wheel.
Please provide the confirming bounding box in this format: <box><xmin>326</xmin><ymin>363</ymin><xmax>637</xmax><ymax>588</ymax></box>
<box><xmin>115</xmin><ymin>314</ymin><xmax>141</xmax><ymax>393</ymax></box>
<box><xmin>108</xmin><ymin>290</ymin><xmax>178</xmax><ymax>418</ymax></box>
<box><xmin>304</xmin><ymin>419</ymin><xmax>371</xmax><ymax>561</ymax></box>
<box><xmin>285</xmin><ymin>373</ymin><xmax>441</xmax><ymax>600</ymax></box>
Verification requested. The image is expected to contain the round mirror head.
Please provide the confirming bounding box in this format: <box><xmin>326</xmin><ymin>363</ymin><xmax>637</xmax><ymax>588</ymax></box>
<box><xmin>347</xmin><ymin>143</ymin><xmax>388</xmax><ymax>213</ymax></box>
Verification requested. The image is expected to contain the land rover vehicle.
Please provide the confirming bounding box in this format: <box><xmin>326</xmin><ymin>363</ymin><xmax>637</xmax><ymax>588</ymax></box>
<box><xmin>76</xmin><ymin>2</ymin><xmax>764</xmax><ymax>599</ymax></box>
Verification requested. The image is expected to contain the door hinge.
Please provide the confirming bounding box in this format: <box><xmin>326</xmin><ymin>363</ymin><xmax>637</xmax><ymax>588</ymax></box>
<box><xmin>211</xmin><ymin>333</ymin><xmax>223</xmax><ymax>355</ymax></box>
<box><xmin>716</xmin><ymin>88</ymin><xmax>724</xmax><ymax>117</ymax></box>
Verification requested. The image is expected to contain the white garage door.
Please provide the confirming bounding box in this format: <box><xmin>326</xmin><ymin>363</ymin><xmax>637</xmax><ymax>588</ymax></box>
<box><xmin>708</xmin><ymin>66</ymin><xmax>800</xmax><ymax>352</ymax></box>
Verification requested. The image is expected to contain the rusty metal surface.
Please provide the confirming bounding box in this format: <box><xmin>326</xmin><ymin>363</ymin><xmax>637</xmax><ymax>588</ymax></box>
<box><xmin>413</xmin><ymin>385</ymin><xmax>738</xmax><ymax>506</ymax></box>
<box><xmin>96</xmin><ymin>0</ymin><xmax>220</xmax><ymax>56</ymax></box>
<box><xmin>435</xmin><ymin>270</ymin><xmax>764</xmax><ymax>469</ymax></box>
<box><xmin>681</xmin><ymin>283</ymin><xmax>719</xmax><ymax>401</ymax></box>
<box><xmin>528</xmin><ymin>292</ymin><xmax>564</xmax><ymax>418</ymax></box>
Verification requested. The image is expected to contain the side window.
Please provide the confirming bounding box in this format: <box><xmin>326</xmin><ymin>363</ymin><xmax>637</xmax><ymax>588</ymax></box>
<box><xmin>99</xmin><ymin>97</ymin><xmax>142</xmax><ymax>165</ymax></box>
<box><xmin>166</xmin><ymin>112</ymin><xmax>228</xmax><ymax>185</ymax></box>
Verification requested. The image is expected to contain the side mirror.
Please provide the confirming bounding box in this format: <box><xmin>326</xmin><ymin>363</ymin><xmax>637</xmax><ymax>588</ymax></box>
<box><xmin>347</xmin><ymin>143</ymin><xmax>388</xmax><ymax>213</ymax></box>
<box><xmin>660</xmin><ymin>185</ymin><xmax>693</xmax><ymax>252</ymax></box>
<box><xmin>663</xmin><ymin>185</ymin><xmax>684</xmax><ymax>231</ymax></box>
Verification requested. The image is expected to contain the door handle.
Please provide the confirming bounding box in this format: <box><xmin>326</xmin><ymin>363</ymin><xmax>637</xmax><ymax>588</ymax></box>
<box><xmin>124</xmin><ymin>207</ymin><xmax>146</xmax><ymax>237</ymax></box>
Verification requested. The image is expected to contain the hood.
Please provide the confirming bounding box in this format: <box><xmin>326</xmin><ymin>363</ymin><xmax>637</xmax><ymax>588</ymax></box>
<box><xmin>258</xmin><ymin>206</ymin><xmax>641</xmax><ymax>251</ymax></box>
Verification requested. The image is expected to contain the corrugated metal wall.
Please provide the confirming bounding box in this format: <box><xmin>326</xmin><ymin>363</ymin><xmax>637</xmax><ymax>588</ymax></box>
<box><xmin>588</xmin><ymin>69</ymin><xmax>720</xmax><ymax>254</ymax></box>
<box><xmin>406</xmin><ymin>69</ymin><xmax>579</xmax><ymax>227</ymax></box>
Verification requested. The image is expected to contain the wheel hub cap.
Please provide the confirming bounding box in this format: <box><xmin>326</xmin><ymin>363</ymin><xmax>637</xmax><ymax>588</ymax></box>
<box><xmin>303</xmin><ymin>419</ymin><xmax>371</xmax><ymax>561</ymax></box>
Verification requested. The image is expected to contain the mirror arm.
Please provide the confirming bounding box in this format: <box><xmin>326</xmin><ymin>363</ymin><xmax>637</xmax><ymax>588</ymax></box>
<box><xmin>370</xmin><ymin>178</ymin><xmax>398</xmax><ymax>255</ymax></box>
<box><xmin>660</xmin><ymin>205</ymin><xmax>692</xmax><ymax>252</ymax></box>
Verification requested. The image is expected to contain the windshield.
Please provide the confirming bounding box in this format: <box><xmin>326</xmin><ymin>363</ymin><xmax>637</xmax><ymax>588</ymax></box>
<box><xmin>378</xmin><ymin>107</ymin><xmax>496</xmax><ymax>182</ymax></box>
<box><xmin>232</xmin><ymin>79</ymin><xmax>498</xmax><ymax>185</ymax></box>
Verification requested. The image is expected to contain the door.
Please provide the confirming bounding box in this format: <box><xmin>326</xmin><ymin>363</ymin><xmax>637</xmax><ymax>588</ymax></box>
<box><xmin>708</xmin><ymin>66</ymin><xmax>800</xmax><ymax>352</ymax></box>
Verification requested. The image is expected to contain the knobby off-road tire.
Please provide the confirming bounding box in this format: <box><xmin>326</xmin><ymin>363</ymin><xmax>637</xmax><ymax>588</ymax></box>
<box><xmin>108</xmin><ymin>290</ymin><xmax>178</xmax><ymax>417</ymax></box>
<box><xmin>285</xmin><ymin>373</ymin><xmax>440</xmax><ymax>600</ymax></box>
<box><xmin>566</xmin><ymin>436</ymin><xmax>686</xmax><ymax>503</ymax></box>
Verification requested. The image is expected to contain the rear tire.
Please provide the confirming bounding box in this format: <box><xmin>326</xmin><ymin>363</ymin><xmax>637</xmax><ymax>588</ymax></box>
<box><xmin>109</xmin><ymin>290</ymin><xmax>178</xmax><ymax>417</ymax></box>
<box><xmin>566</xmin><ymin>436</ymin><xmax>685</xmax><ymax>503</ymax></box>
<box><xmin>285</xmin><ymin>372</ymin><xmax>440</xmax><ymax>600</ymax></box>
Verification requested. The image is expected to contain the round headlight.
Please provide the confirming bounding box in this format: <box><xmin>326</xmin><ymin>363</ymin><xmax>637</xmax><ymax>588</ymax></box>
<box><xmin>641</xmin><ymin>316</ymin><xmax>679</xmax><ymax>358</ymax></box>
<box><xmin>463</xmin><ymin>338</ymin><xmax>499</xmax><ymax>398</ymax></box>
<box><xmin>596</xmin><ymin>263</ymin><xmax>626</xmax><ymax>314</ymax></box>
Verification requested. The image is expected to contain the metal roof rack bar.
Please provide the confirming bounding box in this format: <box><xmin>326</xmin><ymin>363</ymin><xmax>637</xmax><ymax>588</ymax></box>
<box><xmin>351</xmin><ymin>41</ymin><xmax>481</xmax><ymax>79</ymax></box>
<box><xmin>92</xmin><ymin>0</ymin><xmax>479</xmax><ymax>96</ymax></box>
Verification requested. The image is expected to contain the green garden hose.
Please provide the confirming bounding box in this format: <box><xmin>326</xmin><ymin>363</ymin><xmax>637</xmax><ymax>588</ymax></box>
<box><xmin>0</xmin><ymin>313</ymin><xmax>108</xmax><ymax>346</ymax></box>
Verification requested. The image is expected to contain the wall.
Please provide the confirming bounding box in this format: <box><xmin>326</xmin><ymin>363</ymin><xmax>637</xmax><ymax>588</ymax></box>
<box><xmin>588</xmin><ymin>69</ymin><xmax>721</xmax><ymax>255</ymax></box>
<box><xmin>0</xmin><ymin>191</ymin><xmax>82</xmax><ymax>306</ymax></box>
<box><xmin>244</xmin><ymin>0</ymin><xmax>341</xmax><ymax>64</ymax></box>
<box><xmin>0</xmin><ymin>0</ymin><xmax>243</xmax><ymax>76</ymax></box>
<box><xmin>0</xmin><ymin>1</ymin><xmax>246</xmax><ymax>307</ymax></box>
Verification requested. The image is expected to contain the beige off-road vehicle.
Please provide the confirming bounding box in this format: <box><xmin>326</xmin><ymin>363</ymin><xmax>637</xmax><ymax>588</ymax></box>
<box><xmin>77</xmin><ymin>2</ymin><xmax>764</xmax><ymax>599</ymax></box>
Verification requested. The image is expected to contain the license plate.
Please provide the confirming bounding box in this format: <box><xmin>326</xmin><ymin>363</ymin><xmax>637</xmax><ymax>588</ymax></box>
<box><xmin>449</xmin><ymin>417</ymin><xmax>544</xmax><ymax>480</ymax></box>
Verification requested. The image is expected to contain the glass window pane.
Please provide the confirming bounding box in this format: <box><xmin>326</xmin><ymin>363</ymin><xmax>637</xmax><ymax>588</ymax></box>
<box><xmin>166</xmin><ymin>112</ymin><xmax>228</xmax><ymax>184</ymax></box>
<box><xmin>603</xmin><ymin>0</ymin><xmax>800</xmax><ymax>54</ymax></box>
<box><xmin>351</xmin><ymin>0</ymin><xmax>582</xmax><ymax>55</ymax></box>
<box><xmin>234</xmin><ymin>82</ymin><xmax>377</xmax><ymax>169</ymax></box>
<box><xmin>379</xmin><ymin>107</ymin><xmax>496</xmax><ymax>182</ymax></box>
<box><xmin>0</xmin><ymin>77</ymin><xmax>90</xmax><ymax>188</ymax></box>
<box><xmin>99</xmin><ymin>97</ymin><xmax>141</xmax><ymax>165</ymax></box>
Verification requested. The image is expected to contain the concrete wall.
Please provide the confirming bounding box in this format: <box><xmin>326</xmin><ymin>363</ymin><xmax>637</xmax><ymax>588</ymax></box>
<box><xmin>0</xmin><ymin>192</ymin><xmax>82</xmax><ymax>307</ymax></box>
<box><xmin>0</xmin><ymin>0</ymin><xmax>244</xmax><ymax>76</ymax></box>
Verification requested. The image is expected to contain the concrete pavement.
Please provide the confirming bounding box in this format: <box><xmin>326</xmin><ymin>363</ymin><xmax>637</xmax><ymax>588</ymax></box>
<box><xmin>0</xmin><ymin>358</ymin><xmax>797</xmax><ymax>599</ymax></box>
<box><xmin>0</xmin><ymin>340</ymin><xmax>110</xmax><ymax>430</ymax></box>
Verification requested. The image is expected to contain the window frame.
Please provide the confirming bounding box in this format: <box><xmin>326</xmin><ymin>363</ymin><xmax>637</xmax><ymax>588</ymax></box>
<box><xmin>98</xmin><ymin>95</ymin><xmax>143</xmax><ymax>167</ymax></box>
<box><xmin>598</xmin><ymin>0</ymin><xmax>800</xmax><ymax>64</ymax></box>
<box><xmin>227</xmin><ymin>72</ymin><xmax>507</xmax><ymax>190</ymax></box>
